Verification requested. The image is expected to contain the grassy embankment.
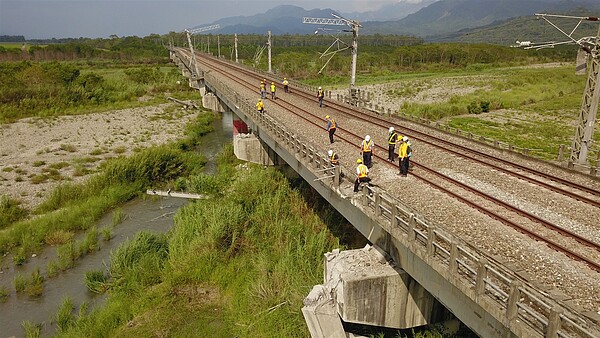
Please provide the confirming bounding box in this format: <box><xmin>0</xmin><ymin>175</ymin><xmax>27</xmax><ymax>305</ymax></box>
<box><xmin>395</xmin><ymin>65</ymin><xmax>591</xmax><ymax>160</ymax></box>
<box><xmin>326</xmin><ymin>63</ymin><xmax>590</xmax><ymax>161</ymax></box>
<box><xmin>22</xmin><ymin>145</ymin><xmax>345</xmax><ymax>337</ymax></box>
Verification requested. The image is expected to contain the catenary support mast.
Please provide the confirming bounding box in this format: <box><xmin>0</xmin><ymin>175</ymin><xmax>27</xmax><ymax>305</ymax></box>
<box><xmin>184</xmin><ymin>24</ymin><xmax>220</xmax><ymax>77</ymax></box>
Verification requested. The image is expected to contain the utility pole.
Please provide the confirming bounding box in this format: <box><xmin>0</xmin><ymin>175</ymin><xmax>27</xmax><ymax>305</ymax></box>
<box><xmin>521</xmin><ymin>14</ymin><xmax>600</xmax><ymax>165</ymax></box>
<box><xmin>303</xmin><ymin>13</ymin><xmax>362</xmax><ymax>103</ymax></box>
<box><xmin>184</xmin><ymin>24</ymin><xmax>220</xmax><ymax>78</ymax></box>
<box><xmin>572</xmin><ymin>24</ymin><xmax>600</xmax><ymax>164</ymax></box>
<box><xmin>235</xmin><ymin>34</ymin><xmax>239</xmax><ymax>63</ymax></box>
<box><xmin>267</xmin><ymin>31</ymin><xmax>272</xmax><ymax>73</ymax></box>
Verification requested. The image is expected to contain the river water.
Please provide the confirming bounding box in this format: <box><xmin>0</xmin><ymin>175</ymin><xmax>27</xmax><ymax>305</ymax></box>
<box><xmin>0</xmin><ymin>111</ymin><xmax>232</xmax><ymax>337</ymax></box>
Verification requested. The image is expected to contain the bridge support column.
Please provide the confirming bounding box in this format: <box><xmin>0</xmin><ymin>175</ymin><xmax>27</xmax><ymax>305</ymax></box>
<box><xmin>303</xmin><ymin>245</ymin><xmax>448</xmax><ymax>337</ymax></box>
<box><xmin>233</xmin><ymin>133</ymin><xmax>279</xmax><ymax>166</ymax></box>
<box><xmin>202</xmin><ymin>91</ymin><xmax>225</xmax><ymax>112</ymax></box>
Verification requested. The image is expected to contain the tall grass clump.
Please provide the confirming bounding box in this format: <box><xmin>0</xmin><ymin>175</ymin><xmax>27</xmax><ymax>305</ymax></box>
<box><xmin>0</xmin><ymin>285</ymin><xmax>9</xmax><ymax>302</ymax></box>
<box><xmin>109</xmin><ymin>231</ymin><xmax>169</xmax><ymax>290</ymax></box>
<box><xmin>21</xmin><ymin>320</ymin><xmax>42</xmax><ymax>338</ymax></box>
<box><xmin>54</xmin><ymin>297</ymin><xmax>75</xmax><ymax>333</ymax></box>
<box><xmin>111</xmin><ymin>208</ymin><xmax>124</xmax><ymax>226</ymax></box>
<box><xmin>0</xmin><ymin>195</ymin><xmax>28</xmax><ymax>229</ymax></box>
<box><xmin>84</xmin><ymin>270</ymin><xmax>108</xmax><ymax>294</ymax></box>
<box><xmin>0</xmin><ymin>114</ymin><xmax>211</xmax><ymax>259</ymax></box>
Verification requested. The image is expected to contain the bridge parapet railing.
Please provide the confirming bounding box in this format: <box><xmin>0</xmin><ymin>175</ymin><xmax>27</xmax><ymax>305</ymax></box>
<box><xmin>195</xmin><ymin>62</ymin><xmax>600</xmax><ymax>338</ymax></box>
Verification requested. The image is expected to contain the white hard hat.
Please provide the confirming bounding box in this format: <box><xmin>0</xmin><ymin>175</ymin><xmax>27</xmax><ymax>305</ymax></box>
<box><xmin>389</xmin><ymin>127</ymin><xmax>394</xmax><ymax>133</ymax></box>
<box><xmin>365</xmin><ymin>135</ymin><xmax>371</xmax><ymax>142</ymax></box>
<box><xmin>318</xmin><ymin>86</ymin><xmax>322</xmax><ymax>90</ymax></box>
<box><xmin>328</xmin><ymin>150</ymin><xmax>333</xmax><ymax>157</ymax></box>
<box><xmin>402</xmin><ymin>136</ymin><xmax>408</xmax><ymax>142</ymax></box>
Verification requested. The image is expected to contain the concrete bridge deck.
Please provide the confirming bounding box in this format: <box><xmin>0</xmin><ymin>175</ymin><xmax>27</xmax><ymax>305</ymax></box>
<box><xmin>170</xmin><ymin>48</ymin><xmax>600</xmax><ymax>338</ymax></box>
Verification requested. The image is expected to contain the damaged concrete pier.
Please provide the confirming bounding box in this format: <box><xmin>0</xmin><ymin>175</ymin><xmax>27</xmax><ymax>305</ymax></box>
<box><xmin>303</xmin><ymin>245</ymin><xmax>447</xmax><ymax>337</ymax></box>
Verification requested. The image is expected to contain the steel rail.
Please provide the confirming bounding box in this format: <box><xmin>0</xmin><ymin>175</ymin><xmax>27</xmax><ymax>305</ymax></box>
<box><xmin>188</xmin><ymin>50</ymin><xmax>600</xmax><ymax>272</ymax></box>
<box><xmin>201</xmin><ymin>50</ymin><xmax>600</xmax><ymax>205</ymax></box>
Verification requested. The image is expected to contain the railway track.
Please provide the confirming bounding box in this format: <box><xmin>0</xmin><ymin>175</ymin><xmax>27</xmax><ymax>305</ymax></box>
<box><xmin>180</xmin><ymin>48</ymin><xmax>600</xmax><ymax>273</ymax></box>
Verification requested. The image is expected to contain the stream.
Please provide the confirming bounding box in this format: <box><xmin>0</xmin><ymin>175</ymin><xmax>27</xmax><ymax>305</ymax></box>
<box><xmin>0</xmin><ymin>111</ymin><xmax>233</xmax><ymax>337</ymax></box>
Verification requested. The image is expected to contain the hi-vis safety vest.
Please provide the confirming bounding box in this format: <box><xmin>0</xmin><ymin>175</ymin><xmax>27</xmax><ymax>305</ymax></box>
<box><xmin>256</xmin><ymin>101</ymin><xmax>264</xmax><ymax>111</ymax></box>
<box><xmin>362</xmin><ymin>140</ymin><xmax>373</xmax><ymax>152</ymax></box>
<box><xmin>357</xmin><ymin>164</ymin><xmax>368</xmax><ymax>178</ymax></box>
<box><xmin>317</xmin><ymin>89</ymin><xmax>324</xmax><ymax>98</ymax></box>
<box><xmin>399</xmin><ymin>142</ymin><xmax>409</xmax><ymax>159</ymax></box>
<box><xmin>270</xmin><ymin>84</ymin><xmax>276</xmax><ymax>92</ymax></box>
<box><xmin>283</xmin><ymin>79</ymin><xmax>289</xmax><ymax>86</ymax></box>
<box><xmin>388</xmin><ymin>132</ymin><xmax>397</xmax><ymax>145</ymax></box>
<box><xmin>330</xmin><ymin>153</ymin><xmax>339</xmax><ymax>165</ymax></box>
<box><xmin>328</xmin><ymin>119</ymin><xmax>337</xmax><ymax>130</ymax></box>
<box><xmin>260</xmin><ymin>83</ymin><xmax>266</xmax><ymax>90</ymax></box>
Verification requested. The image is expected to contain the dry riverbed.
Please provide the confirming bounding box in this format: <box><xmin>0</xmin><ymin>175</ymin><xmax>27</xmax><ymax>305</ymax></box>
<box><xmin>0</xmin><ymin>104</ymin><xmax>197</xmax><ymax>209</ymax></box>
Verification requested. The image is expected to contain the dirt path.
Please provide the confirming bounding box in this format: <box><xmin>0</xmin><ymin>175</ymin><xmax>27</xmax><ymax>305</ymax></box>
<box><xmin>0</xmin><ymin>104</ymin><xmax>197</xmax><ymax>209</ymax></box>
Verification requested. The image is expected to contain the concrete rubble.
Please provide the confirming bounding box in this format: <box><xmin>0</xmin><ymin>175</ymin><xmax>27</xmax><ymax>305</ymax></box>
<box><xmin>303</xmin><ymin>245</ymin><xmax>444</xmax><ymax>338</ymax></box>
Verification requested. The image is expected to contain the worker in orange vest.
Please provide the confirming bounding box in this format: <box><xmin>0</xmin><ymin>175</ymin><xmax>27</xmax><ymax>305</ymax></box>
<box><xmin>361</xmin><ymin>135</ymin><xmax>374</xmax><ymax>168</ymax></box>
<box><xmin>317</xmin><ymin>86</ymin><xmax>324</xmax><ymax>107</ymax></box>
<box><xmin>325</xmin><ymin>115</ymin><xmax>337</xmax><ymax>144</ymax></box>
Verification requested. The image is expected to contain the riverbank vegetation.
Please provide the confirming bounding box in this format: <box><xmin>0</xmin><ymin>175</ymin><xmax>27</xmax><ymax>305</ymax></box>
<box><xmin>54</xmin><ymin>149</ymin><xmax>345</xmax><ymax>337</ymax></box>
<box><xmin>0</xmin><ymin>111</ymin><xmax>216</xmax><ymax>264</ymax></box>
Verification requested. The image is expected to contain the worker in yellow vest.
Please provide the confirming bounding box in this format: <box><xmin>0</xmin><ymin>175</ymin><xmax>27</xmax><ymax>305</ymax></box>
<box><xmin>270</xmin><ymin>82</ymin><xmax>276</xmax><ymax>100</ymax></box>
<box><xmin>328</xmin><ymin>149</ymin><xmax>339</xmax><ymax>166</ymax></box>
<box><xmin>256</xmin><ymin>98</ymin><xmax>264</xmax><ymax>114</ymax></box>
<box><xmin>354</xmin><ymin>158</ymin><xmax>371</xmax><ymax>192</ymax></box>
<box><xmin>398</xmin><ymin>136</ymin><xmax>410</xmax><ymax>177</ymax></box>
<box><xmin>260</xmin><ymin>81</ymin><xmax>266</xmax><ymax>99</ymax></box>
<box><xmin>317</xmin><ymin>86</ymin><xmax>324</xmax><ymax>107</ymax></box>
<box><xmin>282</xmin><ymin>78</ymin><xmax>289</xmax><ymax>93</ymax></box>
<box><xmin>387</xmin><ymin>127</ymin><xmax>398</xmax><ymax>162</ymax></box>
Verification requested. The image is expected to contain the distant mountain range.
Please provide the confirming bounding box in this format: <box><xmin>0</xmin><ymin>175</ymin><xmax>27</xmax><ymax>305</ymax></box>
<box><xmin>193</xmin><ymin>0</ymin><xmax>600</xmax><ymax>44</ymax></box>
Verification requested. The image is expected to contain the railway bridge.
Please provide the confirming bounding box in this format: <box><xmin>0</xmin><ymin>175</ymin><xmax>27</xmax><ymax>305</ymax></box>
<box><xmin>170</xmin><ymin>47</ymin><xmax>600</xmax><ymax>338</ymax></box>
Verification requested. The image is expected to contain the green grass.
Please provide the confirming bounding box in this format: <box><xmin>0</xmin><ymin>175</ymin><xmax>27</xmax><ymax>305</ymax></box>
<box><xmin>0</xmin><ymin>285</ymin><xmax>9</xmax><ymax>302</ymax></box>
<box><xmin>54</xmin><ymin>147</ymin><xmax>343</xmax><ymax>337</ymax></box>
<box><xmin>0</xmin><ymin>112</ymin><xmax>214</xmax><ymax>262</ymax></box>
<box><xmin>346</xmin><ymin>64</ymin><xmax>597</xmax><ymax>160</ymax></box>
<box><xmin>0</xmin><ymin>195</ymin><xmax>28</xmax><ymax>229</ymax></box>
<box><xmin>84</xmin><ymin>270</ymin><xmax>108</xmax><ymax>294</ymax></box>
<box><xmin>21</xmin><ymin>320</ymin><xmax>42</xmax><ymax>338</ymax></box>
<box><xmin>54</xmin><ymin>297</ymin><xmax>75</xmax><ymax>333</ymax></box>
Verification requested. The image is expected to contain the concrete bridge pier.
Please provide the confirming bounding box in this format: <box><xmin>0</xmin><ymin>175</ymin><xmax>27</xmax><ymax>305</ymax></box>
<box><xmin>202</xmin><ymin>90</ymin><xmax>225</xmax><ymax>112</ymax></box>
<box><xmin>303</xmin><ymin>245</ymin><xmax>449</xmax><ymax>338</ymax></box>
<box><xmin>233</xmin><ymin>133</ymin><xmax>281</xmax><ymax>166</ymax></box>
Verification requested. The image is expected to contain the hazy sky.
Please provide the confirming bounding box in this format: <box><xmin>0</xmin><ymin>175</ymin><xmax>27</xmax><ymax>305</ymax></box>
<box><xmin>0</xmin><ymin>0</ymin><xmax>417</xmax><ymax>39</ymax></box>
